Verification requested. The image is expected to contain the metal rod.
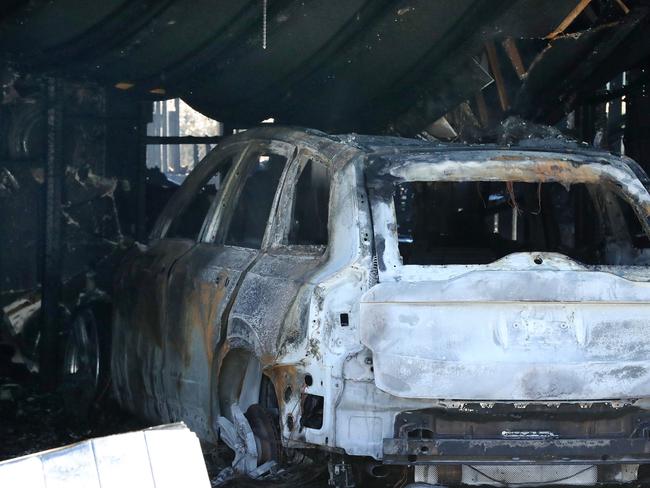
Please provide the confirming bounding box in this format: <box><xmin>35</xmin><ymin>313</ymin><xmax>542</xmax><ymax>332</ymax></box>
<box><xmin>193</xmin><ymin>144</ymin><xmax>199</xmax><ymax>167</ymax></box>
<box><xmin>161</xmin><ymin>100</ymin><xmax>168</xmax><ymax>173</ymax></box>
<box><xmin>149</xmin><ymin>102</ymin><xmax>161</xmax><ymax>169</ymax></box>
<box><xmin>262</xmin><ymin>0</ymin><xmax>268</xmax><ymax>49</ymax></box>
<box><xmin>170</xmin><ymin>98</ymin><xmax>181</xmax><ymax>172</ymax></box>
<box><xmin>39</xmin><ymin>76</ymin><xmax>64</xmax><ymax>390</ymax></box>
<box><xmin>136</xmin><ymin>102</ymin><xmax>149</xmax><ymax>242</ymax></box>
<box><xmin>145</xmin><ymin>135</ymin><xmax>222</xmax><ymax>144</ymax></box>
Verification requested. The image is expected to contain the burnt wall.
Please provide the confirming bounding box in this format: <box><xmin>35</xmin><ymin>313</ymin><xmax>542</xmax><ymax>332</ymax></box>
<box><xmin>0</xmin><ymin>68</ymin><xmax>142</xmax><ymax>323</ymax></box>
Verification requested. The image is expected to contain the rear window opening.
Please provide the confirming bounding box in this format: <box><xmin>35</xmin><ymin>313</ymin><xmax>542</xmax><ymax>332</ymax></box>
<box><xmin>393</xmin><ymin>181</ymin><xmax>648</xmax><ymax>266</ymax></box>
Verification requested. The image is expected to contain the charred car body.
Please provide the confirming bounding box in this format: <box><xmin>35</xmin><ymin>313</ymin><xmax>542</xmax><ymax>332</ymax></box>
<box><xmin>102</xmin><ymin>127</ymin><xmax>650</xmax><ymax>485</ymax></box>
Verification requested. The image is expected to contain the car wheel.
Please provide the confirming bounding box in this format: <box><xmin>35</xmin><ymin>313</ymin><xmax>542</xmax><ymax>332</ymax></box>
<box><xmin>60</xmin><ymin>304</ymin><xmax>111</xmax><ymax>414</ymax></box>
<box><xmin>245</xmin><ymin>403</ymin><xmax>284</xmax><ymax>466</ymax></box>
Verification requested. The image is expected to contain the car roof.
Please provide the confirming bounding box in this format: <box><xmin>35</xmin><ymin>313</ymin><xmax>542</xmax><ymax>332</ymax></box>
<box><xmin>220</xmin><ymin>126</ymin><xmax>650</xmax><ymax>185</ymax></box>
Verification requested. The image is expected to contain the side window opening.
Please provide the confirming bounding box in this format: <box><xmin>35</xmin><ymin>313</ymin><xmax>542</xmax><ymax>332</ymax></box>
<box><xmin>615</xmin><ymin>194</ymin><xmax>650</xmax><ymax>248</ymax></box>
<box><xmin>288</xmin><ymin>158</ymin><xmax>330</xmax><ymax>246</ymax></box>
<box><xmin>225</xmin><ymin>151</ymin><xmax>288</xmax><ymax>249</ymax></box>
<box><xmin>393</xmin><ymin>181</ymin><xmax>645</xmax><ymax>266</ymax></box>
<box><xmin>165</xmin><ymin>157</ymin><xmax>233</xmax><ymax>240</ymax></box>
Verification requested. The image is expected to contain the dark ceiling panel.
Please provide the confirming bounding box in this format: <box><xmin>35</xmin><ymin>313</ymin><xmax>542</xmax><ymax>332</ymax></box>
<box><xmin>0</xmin><ymin>0</ymin><xmax>589</xmax><ymax>133</ymax></box>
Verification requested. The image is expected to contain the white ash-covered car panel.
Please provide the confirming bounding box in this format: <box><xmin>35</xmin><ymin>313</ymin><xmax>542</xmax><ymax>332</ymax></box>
<box><xmin>362</xmin><ymin>148</ymin><xmax>650</xmax><ymax>404</ymax></box>
<box><xmin>109</xmin><ymin>127</ymin><xmax>650</xmax><ymax>485</ymax></box>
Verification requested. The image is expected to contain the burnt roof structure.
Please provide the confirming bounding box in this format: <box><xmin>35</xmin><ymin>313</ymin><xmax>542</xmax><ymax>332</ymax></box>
<box><xmin>2</xmin><ymin>1</ymin><xmax>648</xmax><ymax>135</ymax></box>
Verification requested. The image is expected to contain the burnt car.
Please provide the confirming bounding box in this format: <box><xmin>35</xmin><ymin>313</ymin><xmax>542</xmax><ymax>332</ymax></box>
<box><xmin>68</xmin><ymin>126</ymin><xmax>650</xmax><ymax>486</ymax></box>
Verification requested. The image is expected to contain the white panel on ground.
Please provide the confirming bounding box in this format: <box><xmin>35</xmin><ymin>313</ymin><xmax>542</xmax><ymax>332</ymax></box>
<box><xmin>0</xmin><ymin>423</ymin><xmax>210</xmax><ymax>488</ymax></box>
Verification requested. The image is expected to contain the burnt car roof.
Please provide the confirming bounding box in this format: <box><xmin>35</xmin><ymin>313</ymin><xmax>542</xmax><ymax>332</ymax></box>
<box><xmin>220</xmin><ymin>126</ymin><xmax>649</xmax><ymax>185</ymax></box>
<box><xmin>226</xmin><ymin>125</ymin><xmax>621</xmax><ymax>160</ymax></box>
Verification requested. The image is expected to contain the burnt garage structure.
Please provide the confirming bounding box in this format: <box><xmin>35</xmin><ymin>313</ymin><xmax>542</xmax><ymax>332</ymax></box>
<box><xmin>1</xmin><ymin>0</ymin><xmax>650</xmax><ymax>486</ymax></box>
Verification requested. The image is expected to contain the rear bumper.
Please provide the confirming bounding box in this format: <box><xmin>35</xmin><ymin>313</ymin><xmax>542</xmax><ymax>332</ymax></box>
<box><xmin>316</xmin><ymin>373</ymin><xmax>650</xmax><ymax>463</ymax></box>
<box><xmin>381</xmin><ymin>404</ymin><xmax>650</xmax><ymax>465</ymax></box>
<box><xmin>383</xmin><ymin>437</ymin><xmax>650</xmax><ymax>465</ymax></box>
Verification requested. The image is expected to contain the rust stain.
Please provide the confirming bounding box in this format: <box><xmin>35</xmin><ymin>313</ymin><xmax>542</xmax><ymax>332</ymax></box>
<box><xmin>265</xmin><ymin>364</ymin><xmax>300</xmax><ymax>411</ymax></box>
<box><xmin>265</xmin><ymin>364</ymin><xmax>312</xmax><ymax>435</ymax></box>
<box><xmin>195</xmin><ymin>271</ymin><xmax>229</xmax><ymax>366</ymax></box>
<box><xmin>260</xmin><ymin>352</ymin><xmax>278</xmax><ymax>368</ymax></box>
<box><xmin>488</xmin><ymin>157</ymin><xmax>603</xmax><ymax>183</ymax></box>
<box><xmin>177</xmin><ymin>270</ymin><xmax>230</xmax><ymax>367</ymax></box>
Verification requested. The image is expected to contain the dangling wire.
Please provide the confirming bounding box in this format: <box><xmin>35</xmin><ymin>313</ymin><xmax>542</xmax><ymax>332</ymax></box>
<box><xmin>262</xmin><ymin>0</ymin><xmax>268</xmax><ymax>50</ymax></box>
<box><xmin>506</xmin><ymin>181</ymin><xmax>522</xmax><ymax>215</ymax></box>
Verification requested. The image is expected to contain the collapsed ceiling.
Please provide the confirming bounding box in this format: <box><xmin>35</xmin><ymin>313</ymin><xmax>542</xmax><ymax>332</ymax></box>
<box><xmin>1</xmin><ymin>0</ymin><xmax>648</xmax><ymax>135</ymax></box>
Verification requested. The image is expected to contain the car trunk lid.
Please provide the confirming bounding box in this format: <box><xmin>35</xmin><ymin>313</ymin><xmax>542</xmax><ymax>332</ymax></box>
<box><xmin>360</xmin><ymin>257</ymin><xmax>650</xmax><ymax>401</ymax></box>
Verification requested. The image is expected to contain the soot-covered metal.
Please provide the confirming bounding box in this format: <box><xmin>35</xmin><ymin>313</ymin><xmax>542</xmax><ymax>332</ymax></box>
<box><xmin>2</xmin><ymin>2</ymin><xmax>650</xmax><ymax>487</ymax></box>
<box><xmin>105</xmin><ymin>127</ymin><xmax>650</xmax><ymax>486</ymax></box>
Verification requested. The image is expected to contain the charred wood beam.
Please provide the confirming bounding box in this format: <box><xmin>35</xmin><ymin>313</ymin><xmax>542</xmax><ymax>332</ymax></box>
<box><xmin>39</xmin><ymin>76</ymin><xmax>64</xmax><ymax>390</ymax></box>
<box><xmin>485</xmin><ymin>40</ymin><xmax>510</xmax><ymax>112</ymax></box>
<box><xmin>474</xmin><ymin>90</ymin><xmax>489</xmax><ymax>128</ymax></box>
<box><xmin>502</xmin><ymin>38</ymin><xmax>527</xmax><ymax>80</ymax></box>
<box><xmin>546</xmin><ymin>0</ymin><xmax>592</xmax><ymax>39</ymax></box>
<box><xmin>513</xmin><ymin>10</ymin><xmax>646</xmax><ymax>123</ymax></box>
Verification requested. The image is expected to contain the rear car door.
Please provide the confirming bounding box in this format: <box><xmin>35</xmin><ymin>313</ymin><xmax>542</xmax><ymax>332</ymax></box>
<box><xmin>162</xmin><ymin>140</ymin><xmax>295</xmax><ymax>440</ymax></box>
<box><xmin>224</xmin><ymin>149</ymin><xmax>332</xmax><ymax>395</ymax></box>
<box><xmin>112</xmin><ymin>147</ymin><xmax>235</xmax><ymax>423</ymax></box>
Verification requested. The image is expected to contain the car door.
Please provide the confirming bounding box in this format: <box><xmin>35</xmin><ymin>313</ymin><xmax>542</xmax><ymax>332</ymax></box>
<box><xmin>225</xmin><ymin>148</ymin><xmax>332</xmax><ymax>379</ymax></box>
<box><xmin>162</xmin><ymin>139</ymin><xmax>295</xmax><ymax>440</ymax></box>
<box><xmin>112</xmin><ymin>146</ymin><xmax>236</xmax><ymax>423</ymax></box>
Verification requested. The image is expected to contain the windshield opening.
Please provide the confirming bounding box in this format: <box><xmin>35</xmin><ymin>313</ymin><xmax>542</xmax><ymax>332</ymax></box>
<box><xmin>393</xmin><ymin>181</ymin><xmax>648</xmax><ymax>265</ymax></box>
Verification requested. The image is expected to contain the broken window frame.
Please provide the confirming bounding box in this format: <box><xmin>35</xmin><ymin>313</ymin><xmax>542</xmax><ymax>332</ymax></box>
<box><xmin>391</xmin><ymin>180</ymin><xmax>610</xmax><ymax>265</ymax></box>
<box><xmin>268</xmin><ymin>148</ymin><xmax>331</xmax><ymax>254</ymax></box>
<box><xmin>368</xmin><ymin>152</ymin><xmax>650</xmax><ymax>282</ymax></box>
<box><xmin>202</xmin><ymin>139</ymin><xmax>297</xmax><ymax>250</ymax></box>
<box><xmin>149</xmin><ymin>142</ymin><xmax>248</xmax><ymax>242</ymax></box>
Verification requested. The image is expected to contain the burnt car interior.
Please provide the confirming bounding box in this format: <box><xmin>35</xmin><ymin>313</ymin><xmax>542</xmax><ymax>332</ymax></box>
<box><xmin>394</xmin><ymin>180</ymin><xmax>648</xmax><ymax>265</ymax></box>
<box><xmin>1</xmin><ymin>1</ymin><xmax>650</xmax><ymax>487</ymax></box>
<box><xmin>288</xmin><ymin>159</ymin><xmax>330</xmax><ymax>247</ymax></box>
<box><xmin>166</xmin><ymin>161</ymin><xmax>233</xmax><ymax>241</ymax></box>
<box><xmin>226</xmin><ymin>152</ymin><xmax>288</xmax><ymax>248</ymax></box>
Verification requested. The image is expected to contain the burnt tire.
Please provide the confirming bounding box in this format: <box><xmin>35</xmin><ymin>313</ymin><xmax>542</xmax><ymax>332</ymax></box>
<box><xmin>60</xmin><ymin>302</ymin><xmax>112</xmax><ymax>416</ymax></box>
<box><xmin>245</xmin><ymin>403</ymin><xmax>283</xmax><ymax>466</ymax></box>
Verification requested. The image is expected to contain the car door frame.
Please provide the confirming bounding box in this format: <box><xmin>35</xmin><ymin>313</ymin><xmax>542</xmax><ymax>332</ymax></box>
<box><xmin>111</xmin><ymin>141</ymin><xmax>247</xmax><ymax>424</ymax></box>
<box><xmin>210</xmin><ymin>144</ymin><xmax>339</xmax><ymax>430</ymax></box>
<box><xmin>161</xmin><ymin>138</ymin><xmax>297</xmax><ymax>438</ymax></box>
